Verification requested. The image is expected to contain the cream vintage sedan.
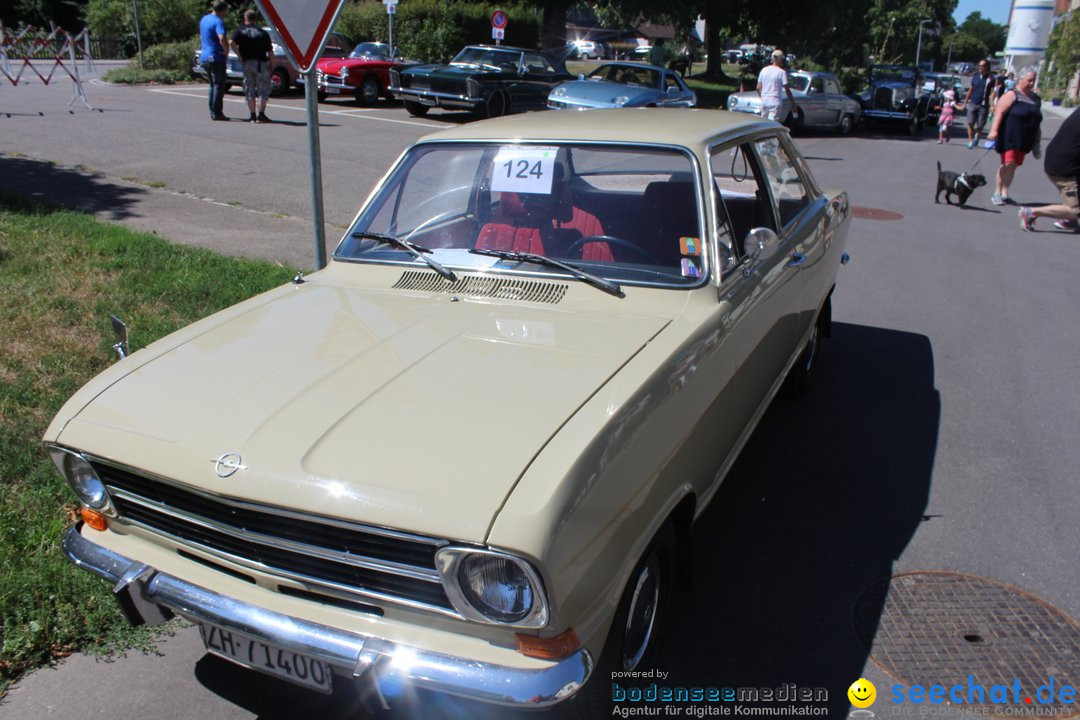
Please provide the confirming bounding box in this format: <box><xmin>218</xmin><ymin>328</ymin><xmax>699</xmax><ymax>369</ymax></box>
<box><xmin>46</xmin><ymin>110</ymin><xmax>850</xmax><ymax>714</ymax></box>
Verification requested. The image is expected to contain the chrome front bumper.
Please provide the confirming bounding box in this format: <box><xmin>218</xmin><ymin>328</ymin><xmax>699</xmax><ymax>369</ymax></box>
<box><xmin>389</xmin><ymin>86</ymin><xmax>481</xmax><ymax>109</ymax></box>
<box><xmin>62</xmin><ymin>526</ymin><xmax>593</xmax><ymax>708</ymax></box>
<box><xmin>297</xmin><ymin>76</ymin><xmax>357</xmax><ymax>92</ymax></box>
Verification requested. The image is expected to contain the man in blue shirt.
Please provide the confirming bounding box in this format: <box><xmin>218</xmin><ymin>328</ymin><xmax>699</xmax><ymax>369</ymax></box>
<box><xmin>962</xmin><ymin>59</ymin><xmax>996</xmax><ymax>148</ymax></box>
<box><xmin>200</xmin><ymin>2</ymin><xmax>230</xmax><ymax>120</ymax></box>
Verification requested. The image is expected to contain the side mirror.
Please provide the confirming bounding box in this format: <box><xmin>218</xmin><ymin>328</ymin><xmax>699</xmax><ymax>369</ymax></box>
<box><xmin>667</xmin><ymin>85</ymin><xmax>678</xmax><ymax>95</ymax></box>
<box><xmin>518</xmin><ymin>65</ymin><xmax>528</xmax><ymax>77</ymax></box>
<box><xmin>110</xmin><ymin>314</ymin><xmax>129</xmax><ymax>360</ymax></box>
<box><xmin>742</xmin><ymin>227</ymin><xmax>781</xmax><ymax>276</ymax></box>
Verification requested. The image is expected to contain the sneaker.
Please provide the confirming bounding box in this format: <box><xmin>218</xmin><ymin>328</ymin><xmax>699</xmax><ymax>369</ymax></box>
<box><xmin>249</xmin><ymin>113</ymin><xmax>257</xmax><ymax>123</ymax></box>
<box><xmin>257</xmin><ymin>113</ymin><xmax>271</xmax><ymax>123</ymax></box>
<box><xmin>991</xmin><ymin>193</ymin><xmax>1005</xmax><ymax>206</ymax></box>
<box><xmin>1054</xmin><ymin>219</ymin><xmax>1080</xmax><ymax>231</ymax></box>
<box><xmin>967</xmin><ymin>140</ymin><xmax>976</xmax><ymax>149</ymax></box>
<box><xmin>1018</xmin><ymin>206</ymin><xmax>1035</xmax><ymax>231</ymax></box>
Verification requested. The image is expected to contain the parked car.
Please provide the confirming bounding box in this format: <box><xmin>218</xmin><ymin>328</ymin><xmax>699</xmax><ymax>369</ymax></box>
<box><xmin>856</xmin><ymin>64</ymin><xmax>934</xmax><ymax>135</ymax></box>
<box><xmin>192</xmin><ymin>30</ymin><xmax>350</xmax><ymax>96</ymax></box>
<box><xmin>727</xmin><ymin>70</ymin><xmax>861</xmax><ymax>134</ymax></box>
<box><xmin>566</xmin><ymin>39</ymin><xmax>609</xmax><ymax>60</ymax></box>
<box><xmin>720</xmin><ymin>49</ymin><xmax>743</xmax><ymax>63</ymax></box>
<box><xmin>49</xmin><ymin>109</ymin><xmax>850</xmax><ymax>714</ymax></box>
<box><xmin>298</xmin><ymin>42</ymin><xmax>406</xmax><ymax>105</ymax></box>
<box><xmin>390</xmin><ymin>44</ymin><xmax>571</xmax><ymax>118</ymax></box>
<box><xmin>548</xmin><ymin>62</ymin><xmax>696</xmax><ymax>110</ymax></box>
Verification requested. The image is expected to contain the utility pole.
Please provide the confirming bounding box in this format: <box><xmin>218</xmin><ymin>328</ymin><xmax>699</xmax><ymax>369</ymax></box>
<box><xmin>915</xmin><ymin>18</ymin><xmax>932</xmax><ymax>70</ymax></box>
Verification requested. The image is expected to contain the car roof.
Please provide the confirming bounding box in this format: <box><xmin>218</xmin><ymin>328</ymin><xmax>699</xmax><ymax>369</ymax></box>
<box><xmin>417</xmin><ymin>108</ymin><xmax>766</xmax><ymax>147</ymax></box>
<box><xmin>462</xmin><ymin>44</ymin><xmax>535</xmax><ymax>54</ymax></box>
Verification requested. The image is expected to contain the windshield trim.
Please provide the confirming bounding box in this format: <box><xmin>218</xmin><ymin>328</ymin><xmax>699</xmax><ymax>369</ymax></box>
<box><xmin>332</xmin><ymin>139</ymin><xmax>711</xmax><ymax>291</ymax></box>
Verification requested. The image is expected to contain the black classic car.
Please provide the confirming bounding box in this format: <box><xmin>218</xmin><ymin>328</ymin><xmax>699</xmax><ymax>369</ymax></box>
<box><xmin>389</xmin><ymin>45</ymin><xmax>572</xmax><ymax>118</ymax></box>
<box><xmin>857</xmin><ymin>64</ymin><xmax>935</xmax><ymax>135</ymax></box>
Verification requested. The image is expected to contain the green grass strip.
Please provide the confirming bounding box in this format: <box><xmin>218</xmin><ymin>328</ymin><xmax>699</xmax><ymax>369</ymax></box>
<box><xmin>0</xmin><ymin>194</ymin><xmax>293</xmax><ymax>692</ymax></box>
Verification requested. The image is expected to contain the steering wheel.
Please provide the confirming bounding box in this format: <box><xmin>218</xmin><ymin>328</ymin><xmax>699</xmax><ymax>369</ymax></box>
<box><xmin>566</xmin><ymin>235</ymin><xmax>660</xmax><ymax>265</ymax></box>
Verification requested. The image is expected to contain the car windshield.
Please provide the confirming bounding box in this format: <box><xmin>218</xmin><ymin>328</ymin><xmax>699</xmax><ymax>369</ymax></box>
<box><xmin>587</xmin><ymin>65</ymin><xmax>660</xmax><ymax>88</ymax></box>
<box><xmin>450</xmin><ymin>47</ymin><xmax>522</xmax><ymax>71</ymax></box>
<box><xmin>336</xmin><ymin>142</ymin><xmax>706</xmax><ymax>287</ymax></box>
<box><xmin>350</xmin><ymin>43</ymin><xmax>391</xmax><ymax>60</ymax></box>
<box><xmin>789</xmin><ymin>75</ymin><xmax>809</xmax><ymax>92</ymax></box>
<box><xmin>874</xmin><ymin>67</ymin><xmax>916</xmax><ymax>82</ymax></box>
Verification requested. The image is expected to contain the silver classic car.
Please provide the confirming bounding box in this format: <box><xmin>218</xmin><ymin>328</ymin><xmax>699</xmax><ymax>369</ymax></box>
<box><xmin>727</xmin><ymin>70</ymin><xmax>862</xmax><ymax>134</ymax></box>
<box><xmin>547</xmin><ymin>62</ymin><xmax>697</xmax><ymax>110</ymax></box>
<box><xmin>47</xmin><ymin>110</ymin><xmax>850</xmax><ymax>715</ymax></box>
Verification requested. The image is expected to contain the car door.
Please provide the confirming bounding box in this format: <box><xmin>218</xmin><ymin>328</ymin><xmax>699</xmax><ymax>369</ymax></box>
<box><xmin>709</xmin><ymin>137</ymin><xmax>805</xmax><ymax>453</ymax></box>
<box><xmin>823</xmin><ymin>76</ymin><xmax>846</xmax><ymax>125</ymax></box>
<box><xmin>660</xmin><ymin>71</ymin><xmax>694</xmax><ymax>106</ymax></box>
<box><xmin>756</xmin><ymin>134</ymin><xmax>830</xmax><ymax>345</ymax></box>
<box><xmin>519</xmin><ymin>53</ymin><xmax>560</xmax><ymax>108</ymax></box>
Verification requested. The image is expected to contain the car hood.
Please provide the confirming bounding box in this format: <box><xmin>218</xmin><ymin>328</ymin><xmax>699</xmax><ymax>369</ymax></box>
<box><xmin>52</xmin><ymin>273</ymin><xmax>670</xmax><ymax>542</ymax></box>
<box><xmin>316</xmin><ymin>57</ymin><xmax>389</xmax><ymax>74</ymax></box>
<box><xmin>404</xmin><ymin>64</ymin><xmax>498</xmax><ymax>80</ymax></box>
<box><xmin>556</xmin><ymin>80</ymin><xmax>656</xmax><ymax>105</ymax></box>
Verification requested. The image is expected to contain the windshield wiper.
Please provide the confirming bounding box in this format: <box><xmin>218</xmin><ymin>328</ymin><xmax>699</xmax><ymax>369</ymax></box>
<box><xmin>351</xmin><ymin>232</ymin><xmax>457</xmax><ymax>281</ymax></box>
<box><xmin>469</xmin><ymin>248</ymin><xmax>623</xmax><ymax>298</ymax></box>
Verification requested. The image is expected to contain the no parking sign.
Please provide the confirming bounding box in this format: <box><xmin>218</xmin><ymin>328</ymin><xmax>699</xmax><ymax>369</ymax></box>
<box><xmin>491</xmin><ymin>9</ymin><xmax>507</xmax><ymax>42</ymax></box>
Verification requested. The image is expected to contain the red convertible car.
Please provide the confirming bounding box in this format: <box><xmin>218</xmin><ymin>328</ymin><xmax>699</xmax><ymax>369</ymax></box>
<box><xmin>305</xmin><ymin>42</ymin><xmax>403</xmax><ymax>105</ymax></box>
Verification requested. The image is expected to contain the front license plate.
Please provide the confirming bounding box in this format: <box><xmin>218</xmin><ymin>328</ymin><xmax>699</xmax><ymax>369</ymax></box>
<box><xmin>326</xmin><ymin>87</ymin><xmax>340</xmax><ymax>94</ymax></box>
<box><xmin>199</xmin><ymin>623</ymin><xmax>333</xmax><ymax>693</ymax></box>
<box><xmin>418</xmin><ymin>97</ymin><xmax>436</xmax><ymax>106</ymax></box>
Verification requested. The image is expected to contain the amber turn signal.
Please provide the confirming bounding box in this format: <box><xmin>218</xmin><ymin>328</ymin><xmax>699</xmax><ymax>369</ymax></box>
<box><xmin>515</xmin><ymin>627</ymin><xmax>580</xmax><ymax>660</ymax></box>
<box><xmin>80</xmin><ymin>506</ymin><xmax>108</xmax><ymax>531</ymax></box>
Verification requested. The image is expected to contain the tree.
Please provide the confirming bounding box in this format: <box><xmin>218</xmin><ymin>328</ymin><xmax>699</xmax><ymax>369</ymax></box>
<box><xmin>1044</xmin><ymin>9</ymin><xmax>1080</xmax><ymax>97</ymax></box>
<box><xmin>957</xmin><ymin>10</ymin><xmax>1005</xmax><ymax>56</ymax></box>
<box><xmin>866</xmin><ymin>0</ymin><xmax>957</xmax><ymax>67</ymax></box>
<box><xmin>943</xmin><ymin>31</ymin><xmax>988</xmax><ymax>63</ymax></box>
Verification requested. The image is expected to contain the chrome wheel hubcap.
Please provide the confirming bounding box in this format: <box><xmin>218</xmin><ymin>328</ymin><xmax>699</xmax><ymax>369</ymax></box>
<box><xmin>622</xmin><ymin>554</ymin><xmax>660</xmax><ymax>670</ymax></box>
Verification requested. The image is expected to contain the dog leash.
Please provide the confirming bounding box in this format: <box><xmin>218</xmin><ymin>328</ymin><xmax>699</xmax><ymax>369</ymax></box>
<box><xmin>967</xmin><ymin>140</ymin><xmax>996</xmax><ymax>172</ymax></box>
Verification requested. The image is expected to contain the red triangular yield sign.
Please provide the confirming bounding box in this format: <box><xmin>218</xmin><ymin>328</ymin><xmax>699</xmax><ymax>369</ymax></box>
<box><xmin>254</xmin><ymin>0</ymin><xmax>347</xmax><ymax>72</ymax></box>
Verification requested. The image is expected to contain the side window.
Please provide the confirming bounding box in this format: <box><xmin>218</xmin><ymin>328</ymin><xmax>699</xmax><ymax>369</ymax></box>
<box><xmin>710</xmin><ymin>143</ymin><xmax>777</xmax><ymax>262</ymax></box>
<box><xmin>810</xmin><ymin>77</ymin><xmax>824</xmax><ymax>94</ymax></box>
<box><xmin>524</xmin><ymin>54</ymin><xmax>553</xmax><ymax>73</ymax></box>
<box><xmin>664</xmin><ymin>73</ymin><xmax>680</xmax><ymax>91</ymax></box>
<box><xmin>752</xmin><ymin>137</ymin><xmax>811</xmax><ymax>229</ymax></box>
<box><xmin>825</xmin><ymin>78</ymin><xmax>841</xmax><ymax>95</ymax></box>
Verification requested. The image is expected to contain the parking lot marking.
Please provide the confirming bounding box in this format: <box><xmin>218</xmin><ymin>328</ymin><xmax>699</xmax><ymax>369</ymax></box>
<box><xmin>146</xmin><ymin>88</ymin><xmax>441</xmax><ymax>128</ymax></box>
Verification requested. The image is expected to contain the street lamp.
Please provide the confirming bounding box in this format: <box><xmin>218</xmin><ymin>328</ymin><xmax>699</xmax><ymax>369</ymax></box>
<box><xmin>915</xmin><ymin>19</ymin><xmax>933</xmax><ymax>70</ymax></box>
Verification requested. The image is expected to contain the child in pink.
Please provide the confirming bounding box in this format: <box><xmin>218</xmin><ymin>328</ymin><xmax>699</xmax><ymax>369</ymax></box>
<box><xmin>938</xmin><ymin>89</ymin><xmax>956</xmax><ymax>144</ymax></box>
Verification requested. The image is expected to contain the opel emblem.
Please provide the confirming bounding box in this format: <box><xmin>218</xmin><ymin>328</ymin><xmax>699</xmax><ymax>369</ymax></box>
<box><xmin>213</xmin><ymin>452</ymin><xmax>245</xmax><ymax>478</ymax></box>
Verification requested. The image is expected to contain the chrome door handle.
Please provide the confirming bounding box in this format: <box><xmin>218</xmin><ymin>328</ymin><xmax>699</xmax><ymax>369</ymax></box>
<box><xmin>787</xmin><ymin>252</ymin><xmax>807</xmax><ymax>267</ymax></box>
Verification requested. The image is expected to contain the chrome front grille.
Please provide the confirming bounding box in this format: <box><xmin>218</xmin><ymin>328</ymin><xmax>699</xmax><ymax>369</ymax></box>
<box><xmin>94</xmin><ymin>462</ymin><xmax>455</xmax><ymax>614</ymax></box>
<box><xmin>431</xmin><ymin>78</ymin><xmax>464</xmax><ymax>95</ymax></box>
<box><xmin>873</xmin><ymin>86</ymin><xmax>893</xmax><ymax>110</ymax></box>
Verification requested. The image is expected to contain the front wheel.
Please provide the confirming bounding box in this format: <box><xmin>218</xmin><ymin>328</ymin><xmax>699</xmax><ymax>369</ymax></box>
<box><xmin>270</xmin><ymin>68</ymin><xmax>289</xmax><ymax>97</ymax></box>
<box><xmin>837</xmin><ymin>113</ymin><xmax>854</xmax><ymax>135</ymax></box>
<box><xmin>403</xmin><ymin>100</ymin><xmax>429</xmax><ymax>117</ymax></box>
<box><xmin>483</xmin><ymin>90</ymin><xmax>509</xmax><ymax>119</ymax></box>
<box><xmin>563</xmin><ymin>527</ymin><xmax>673</xmax><ymax>719</ymax></box>
<box><xmin>355</xmin><ymin>75</ymin><xmax>380</xmax><ymax>106</ymax></box>
<box><xmin>316</xmin><ymin>90</ymin><xmax>328</xmax><ymax>103</ymax></box>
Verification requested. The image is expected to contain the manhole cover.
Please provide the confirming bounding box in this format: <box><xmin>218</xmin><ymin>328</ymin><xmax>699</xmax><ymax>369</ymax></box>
<box><xmin>855</xmin><ymin>572</ymin><xmax>1080</xmax><ymax>716</ymax></box>
<box><xmin>852</xmin><ymin>206</ymin><xmax>904</xmax><ymax>221</ymax></box>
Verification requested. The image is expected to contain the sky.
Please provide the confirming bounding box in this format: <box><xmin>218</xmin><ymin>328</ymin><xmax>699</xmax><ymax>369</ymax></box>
<box><xmin>953</xmin><ymin>0</ymin><xmax>1013</xmax><ymax>26</ymax></box>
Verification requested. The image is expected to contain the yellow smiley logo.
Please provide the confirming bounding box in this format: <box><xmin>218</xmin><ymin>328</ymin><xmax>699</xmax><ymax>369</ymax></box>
<box><xmin>848</xmin><ymin>678</ymin><xmax>877</xmax><ymax>708</ymax></box>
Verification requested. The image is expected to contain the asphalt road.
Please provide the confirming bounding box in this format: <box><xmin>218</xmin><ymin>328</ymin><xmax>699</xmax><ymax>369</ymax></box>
<box><xmin>1</xmin><ymin>72</ymin><xmax>1078</xmax><ymax>720</ymax></box>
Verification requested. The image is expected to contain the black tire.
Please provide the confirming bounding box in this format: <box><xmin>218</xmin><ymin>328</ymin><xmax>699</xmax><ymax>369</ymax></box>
<box><xmin>483</xmin><ymin>90</ymin><xmax>509</xmax><ymax>119</ymax></box>
<box><xmin>563</xmin><ymin>526</ymin><xmax>674</xmax><ymax>719</ymax></box>
<box><xmin>784</xmin><ymin>302</ymin><xmax>827</xmax><ymax>395</ymax></box>
<box><xmin>403</xmin><ymin>100</ymin><xmax>429</xmax><ymax>117</ymax></box>
<box><xmin>316</xmin><ymin>90</ymin><xmax>328</xmax><ymax>103</ymax></box>
<box><xmin>355</xmin><ymin>75</ymin><xmax>380</xmax><ymax>106</ymax></box>
<box><xmin>837</xmin><ymin>113</ymin><xmax>855</xmax><ymax>135</ymax></box>
<box><xmin>222</xmin><ymin>83</ymin><xmax>233</xmax><ymax>94</ymax></box>
<box><xmin>906</xmin><ymin>114</ymin><xmax>920</xmax><ymax>136</ymax></box>
<box><xmin>270</xmin><ymin>68</ymin><xmax>289</xmax><ymax>97</ymax></box>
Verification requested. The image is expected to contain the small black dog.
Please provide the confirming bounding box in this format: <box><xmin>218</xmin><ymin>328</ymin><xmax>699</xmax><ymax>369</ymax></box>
<box><xmin>935</xmin><ymin>160</ymin><xmax>987</xmax><ymax>207</ymax></box>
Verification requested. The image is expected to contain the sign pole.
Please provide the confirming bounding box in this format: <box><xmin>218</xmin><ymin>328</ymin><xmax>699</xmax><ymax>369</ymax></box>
<box><xmin>304</xmin><ymin>67</ymin><xmax>327</xmax><ymax>269</ymax></box>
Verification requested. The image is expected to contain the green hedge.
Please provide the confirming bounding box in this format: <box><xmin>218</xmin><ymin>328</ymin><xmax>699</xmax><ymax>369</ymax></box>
<box><xmin>101</xmin><ymin>67</ymin><xmax>191</xmax><ymax>84</ymax></box>
<box><xmin>137</xmin><ymin>38</ymin><xmax>199</xmax><ymax>72</ymax></box>
<box><xmin>336</xmin><ymin>0</ymin><xmax>542</xmax><ymax>63</ymax></box>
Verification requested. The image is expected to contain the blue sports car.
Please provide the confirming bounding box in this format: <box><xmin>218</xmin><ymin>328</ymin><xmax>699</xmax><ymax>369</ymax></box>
<box><xmin>547</xmin><ymin>62</ymin><xmax>697</xmax><ymax>110</ymax></box>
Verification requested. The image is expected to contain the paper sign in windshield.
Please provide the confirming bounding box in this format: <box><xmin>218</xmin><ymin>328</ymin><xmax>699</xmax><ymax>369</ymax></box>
<box><xmin>491</xmin><ymin>146</ymin><xmax>556</xmax><ymax>195</ymax></box>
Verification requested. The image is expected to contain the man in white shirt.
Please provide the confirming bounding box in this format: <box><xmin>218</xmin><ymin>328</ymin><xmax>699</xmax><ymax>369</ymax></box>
<box><xmin>757</xmin><ymin>49</ymin><xmax>797</xmax><ymax>123</ymax></box>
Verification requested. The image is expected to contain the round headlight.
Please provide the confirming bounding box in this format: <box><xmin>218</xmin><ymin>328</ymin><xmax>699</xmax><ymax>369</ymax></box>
<box><xmin>48</xmin><ymin>447</ymin><xmax>108</xmax><ymax>508</ymax></box>
<box><xmin>458</xmin><ymin>554</ymin><xmax>533</xmax><ymax>623</ymax></box>
<box><xmin>340</xmin><ymin>67</ymin><xmax>349</xmax><ymax>79</ymax></box>
<box><xmin>551</xmin><ymin>86</ymin><xmax>567</xmax><ymax>97</ymax></box>
<box><xmin>613</xmin><ymin>95</ymin><xmax>630</xmax><ymax>107</ymax></box>
<box><xmin>728</xmin><ymin>96</ymin><xmax>738</xmax><ymax>110</ymax></box>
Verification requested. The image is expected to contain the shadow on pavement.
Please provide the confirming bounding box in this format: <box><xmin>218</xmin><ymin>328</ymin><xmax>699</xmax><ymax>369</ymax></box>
<box><xmin>0</xmin><ymin>155</ymin><xmax>146</xmax><ymax>220</ymax></box>
<box><xmin>192</xmin><ymin>322</ymin><xmax>940</xmax><ymax>719</ymax></box>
